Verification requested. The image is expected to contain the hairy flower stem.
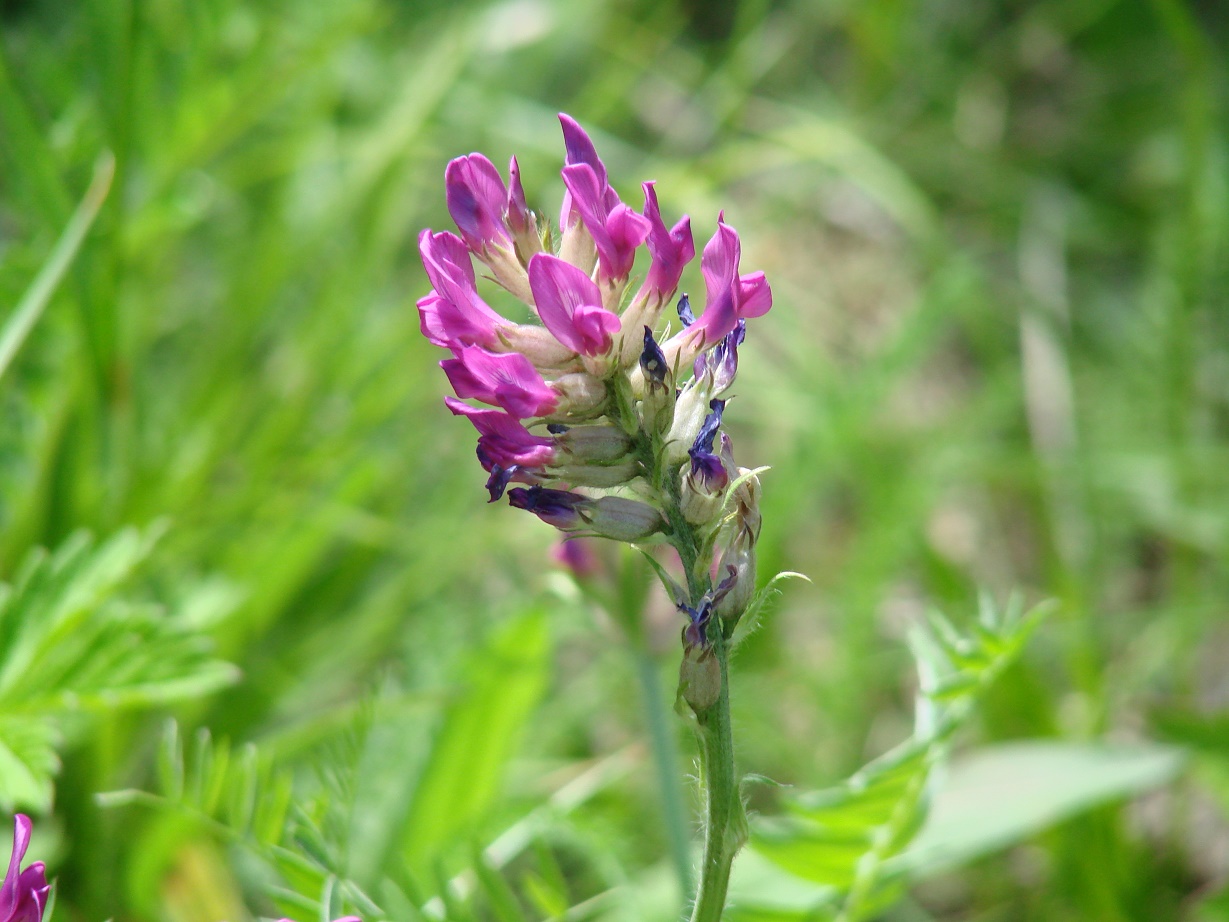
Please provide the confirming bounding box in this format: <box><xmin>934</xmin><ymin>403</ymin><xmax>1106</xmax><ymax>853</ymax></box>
<box><xmin>653</xmin><ymin>450</ymin><xmax>742</xmax><ymax>921</ymax></box>
<box><xmin>689</xmin><ymin>633</ymin><xmax>739</xmax><ymax>922</ymax></box>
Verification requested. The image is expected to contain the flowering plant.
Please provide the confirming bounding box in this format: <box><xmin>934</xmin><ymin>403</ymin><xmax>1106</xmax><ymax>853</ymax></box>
<box><xmin>419</xmin><ymin>114</ymin><xmax>771</xmax><ymax>920</ymax></box>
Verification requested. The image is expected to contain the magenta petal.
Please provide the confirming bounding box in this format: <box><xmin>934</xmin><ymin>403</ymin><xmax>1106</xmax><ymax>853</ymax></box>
<box><xmin>701</xmin><ymin>219</ymin><xmax>741</xmax><ymax>305</ymax></box>
<box><xmin>738</xmin><ymin>272</ymin><xmax>772</xmax><ymax>318</ymax></box>
<box><xmin>418</xmin><ymin>294</ymin><xmax>496</xmax><ymax>350</ymax></box>
<box><xmin>418</xmin><ymin>230</ymin><xmax>497</xmax><ymax>318</ymax></box>
<box><xmin>572</xmin><ymin>302</ymin><xmax>622</xmax><ymax>355</ymax></box>
<box><xmin>419</xmin><ymin>229</ymin><xmax>476</xmax><ymax>291</ymax></box>
<box><xmin>445</xmin><ymin>154</ymin><xmax>512</xmax><ymax>252</ymax></box>
<box><xmin>559</xmin><ymin>113</ymin><xmax>608</xmax><ymax>188</ymax></box>
<box><xmin>528</xmin><ymin>254</ymin><xmax>619</xmax><ymax>356</ymax></box>
<box><xmin>641</xmin><ymin>182</ymin><xmax>694</xmax><ymax>298</ymax></box>
<box><xmin>1</xmin><ymin>815</ymin><xmax>48</xmax><ymax>922</ymax></box>
<box><xmin>562</xmin><ymin>165</ymin><xmax>647</xmax><ymax>282</ymax></box>
<box><xmin>506</xmin><ymin>156</ymin><xmax>532</xmax><ymax>235</ymax></box>
<box><xmin>441</xmin><ymin>347</ymin><xmax>558</xmax><ymax>418</ymax></box>
<box><xmin>603</xmin><ymin>204</ymin><xmax>651</xmax><ymax>279</ymax></box>
<box><xmin>446</xmin><ymin>397</ymin><xmax>556</xmax><ymax>468</ymax></box>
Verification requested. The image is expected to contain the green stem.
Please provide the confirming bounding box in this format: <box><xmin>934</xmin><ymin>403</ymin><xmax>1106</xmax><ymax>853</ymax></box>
<box><xmin>689</xmin><ymin>633</ymin><xmax>738</xmax><ymax>922</ymax></box>
<box><xmin>632</xmin><ymin>646</ymin><xmax>695</xmax><ymax>902</ymax></box>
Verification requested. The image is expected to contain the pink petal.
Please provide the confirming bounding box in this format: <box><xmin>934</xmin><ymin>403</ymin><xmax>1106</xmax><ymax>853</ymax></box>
<box><xmin>528</xmin><ymin>254</ymin><xmax>618</xmax><ymax>356</ymax></box>
<box><xmin>445</xmin><ymin>154</ymin><xmax>511</xmax><ymax>251</ymax></box>
<box><xmin>445</xmin><ymin>397</ymin><xmax>555</xmax><ymax>468</ymax></box>
<box><xmin>738</xmin><ymin>272</ymin><xmax>772</xmax><ymax>318</ymax></box>
<box><xmin>441</xmin><ymin>347</ymin><xmax>558</xmax><ymax>418</ymax></box>
<box><xmin>641</xmin><ymin>182</ymin><xmax>694</xmax><ymax>298</ymax></box>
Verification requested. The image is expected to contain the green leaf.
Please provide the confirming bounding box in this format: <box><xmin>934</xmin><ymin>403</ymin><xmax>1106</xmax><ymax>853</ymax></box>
<box><xmin>401</xmin><ymin>610</ymin><xmax>551</xmax><ymax>871</ymax></box>
<box><xmin>0</xmin><ymin>527</ymin><xmax>238</xmax><ymax>714</ymax></box>
<box><xmin>0</xmin><ymin>153</ymin><xmax>113</xmax><ymax>384</ymax></box>
<box><xmin>888</xmin><ymin>741</ymin><xmax>1186</xmax><ymax>878</ymax></box>
<box><xmin>745</xmin><ymin>597</ymin><xmax>1052</xmax><ymax>920</ymax></box>
<box><xmin>0</xmin><ymin>716</ymin><xmax>59</xmax><ymax>812</ymax></box>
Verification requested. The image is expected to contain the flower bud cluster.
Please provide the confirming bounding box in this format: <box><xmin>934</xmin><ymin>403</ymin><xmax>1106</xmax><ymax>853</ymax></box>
<box><xmin>419</xmin><ymin>114</ymin><xmax>769</xmax><ymax>662</ymax></box>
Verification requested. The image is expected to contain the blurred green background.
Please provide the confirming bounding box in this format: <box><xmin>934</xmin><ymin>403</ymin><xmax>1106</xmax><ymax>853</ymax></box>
<box><xmin>1</xmin><ymin>0</ymin><xmax>1227</xmax><ymax>919</ymax></box>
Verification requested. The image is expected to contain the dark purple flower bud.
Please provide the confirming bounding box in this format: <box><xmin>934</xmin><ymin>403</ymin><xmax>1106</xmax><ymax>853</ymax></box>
<box><xmin>693</xmin><ymin>320</ymin><xmax>745</xmax><ymax>394</ymax></box>
<box><xmin>677</xmin><ymin>293</ymin><xmax>695</xmax><ymax>327</ymax></box>
<box><xmin>640</xmin><ymin>326</ymin><xmax>669</xmax><ymax>386</ymax></box>
<box><xmin>508</xmin><ymin>486</ymin><xmax>590</xmax><ymax>529</ymax></box>
<box><xmin>509</xmin><ymin>487</ymin><xmax>663</xmax><ymax>541</ymax></box>
<box><xmin>690</xmin><ymin>399</ymin><xmax>726</xmax><ymax>458</ymax></box>
<box><xmin>1</xmin><ymin>815</ymin><xmax>50</xmax><ymax>922</ymax></box>
<box><xmin>485</xmin><ymin>463</ymin><xmax>523</xmax><ymax>502</ymax></box>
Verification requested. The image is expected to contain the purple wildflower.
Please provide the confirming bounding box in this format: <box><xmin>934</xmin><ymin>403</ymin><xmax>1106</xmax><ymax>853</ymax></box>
<box><xmin>441</xmin><ymin>346</ymin><xmax>558</xmax><ymax>419</ymax></box>
<box><xmin>561</xmin><ymin>164</ymin><xmax>651</xmax><ymax>283</ymax></box>
<box><xmin>1</xmin><ymin>815</ymin><xmax>50</xmax><ymax>922</ymax></box>
<box><xmin>639</xmin><ymin>182</ymin><xmax>695</xmax><ymax>303</ymax></box>
<box><xmin>446</xmin><ymin>398</ymin><xmax>556</xmax><ymax>469</ymax></box>
<box><xmin>527</xmin><ymin>254</ymin><xmax>621</xmax><ymax>357</ymax></box>
<box><xmin>686</xmin><ymin>216</ymin><xmax>771</xmax><ymax>351</ymax></box>
<box><xmin>688</xmin><ymin>400</ymin><xmax>730</xmax><ymax>492</ymax></box>
<box><xmin>508</xmin><ymin>486</ymin><xmax>590</xmax><ymax>529</ymax></box>
<box><xmin>445</xmin><ymin>154</ymin><xmax>513</xmax><ymax>254</ymax></box>
<box><xmin>677</xmin><ymin>293</ymin><xmax>695</xmax><ymax>327</ymax></box>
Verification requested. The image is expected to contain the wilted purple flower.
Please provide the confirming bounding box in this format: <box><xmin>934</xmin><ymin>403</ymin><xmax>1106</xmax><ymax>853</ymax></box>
<box><xmin>677</xmin><ymin>293</ymin><xmax>696</xmax><ymax>327</ymax></box>
<box><xmin>508</xmin><ymin>485</ymin><xmax>590</xmax><ymax>529</ymax></box>
<box><xmin>693</xmin><ymin>320</ymin><xmax>745</xmax><ymax>395</ymax></box>
<box><xmin>527</xmin><ymin>254</ymin><xmax>621</xmax><ymax>357</ymax></box>
<box><xmin>509</xmin><ymin>487</ymin><xmax>664</xmax><ymax>541</ymax></box>
<box><xmin>1</xmin><ymin>815</ymin><xmax>49</xmax><ymax>922</ymax></box>
<box><xmin>441</xmin><ymin>346</ymin><xmax>558</xmax><ymax>419</ymax></box>
<box><xmin>688</xmin><ymin>400</ymin><xmax>729</xmax><ymax>491</ymax></box>
<box><xmin>640</xmin><ymin>326</ymin><xmax>669</xmax><ymax>386</ymax></box>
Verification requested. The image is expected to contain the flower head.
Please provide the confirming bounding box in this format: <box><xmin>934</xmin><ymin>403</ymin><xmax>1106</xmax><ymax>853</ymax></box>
<box><xmin>419</xmin><ymin>114</ymin><xmax>769</xmax><ymax>604</ymax></box>
<box><xmin>2</xmin><ymin>815</ymin><xmax>50</xmax><ymax>922</ymax></box>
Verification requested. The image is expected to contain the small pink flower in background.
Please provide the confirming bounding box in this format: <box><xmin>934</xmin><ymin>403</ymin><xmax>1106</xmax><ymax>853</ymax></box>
<box><xmin>2</xmin><ymin>815</ymin><xmax>50</xmax><ymax>922</ymax></box>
